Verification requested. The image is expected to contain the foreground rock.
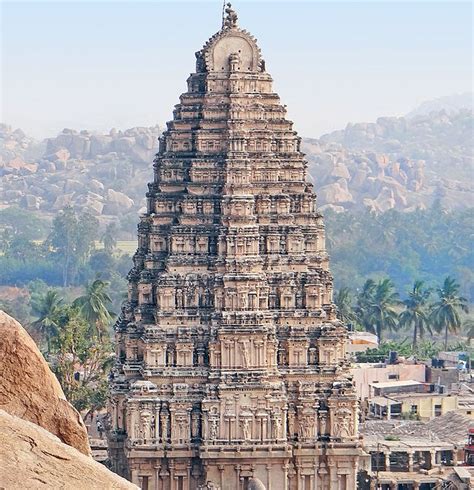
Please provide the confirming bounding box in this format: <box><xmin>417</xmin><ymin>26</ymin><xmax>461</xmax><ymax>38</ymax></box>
<box><xmin>0</xmin><ymin>310</ymin><xmax>90</xmax><ymax>455</ymax></box>
<box><xmin>0</xmin><ymin>410</ymin><xmax>138</xmax><ymax>489</ymax></box>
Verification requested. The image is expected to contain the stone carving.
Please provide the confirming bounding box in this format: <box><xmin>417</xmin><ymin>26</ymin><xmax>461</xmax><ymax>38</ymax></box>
<box><xmin>199</xmin><ymin>483</ymin><xmax>220</xmax><ymax>490</ymax></box>
<box><xmin>333</xmin><ymin>407</ymin><xmax>354</xmax><ymax>439</ymax></box>
<box><xmin>229</xmin><ymin>52</ymin><xmax>240</xmax><ymax>72</ymax></box>
<box><xmin>239</xmin><ymin>341</ymin><xmax>250</xmax><ymax>368</ymax></box>
<box><xmin>140</xmin><ymin>410</ymin><xmax>153</xmax><ymax>440</ymax></box>
<box><xmin>108</xmin><ymin>4</ymin><xmax>360</xmax><ymax>488</ymax></box>
<box><xmin>319</xmin><ymin>410</ymin><xmax>328</xmax><ymax>437</ymax></box>
<box><xmin>175</xmin><ymin>413</ymin><xmax>189</xmax><ymax>443</ymax></box>
<box><xmin>224</xmin><ymin>3</ymin><xmax>238</xmax><ymax>28</ymax></box>
<box><xmin>160</xmin><ymin>408</ymin><xmax>170</xmax><ymax>443</ymax></box>
<box><xmin>209</xmin><ymin>418</ymin><xmax>219</xmax><ymax>441</ymax></box>
<box><xmin>272</xmin><ymin>416</ymin><xmax>282</xmax><ymax>439</ymax></box>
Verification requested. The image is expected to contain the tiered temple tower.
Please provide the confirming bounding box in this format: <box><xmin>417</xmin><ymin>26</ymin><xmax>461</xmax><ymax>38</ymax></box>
<box><xmin>108</xmin><ymin>5</ymin><xmax>362</xmax><ymax>489</ymax></box>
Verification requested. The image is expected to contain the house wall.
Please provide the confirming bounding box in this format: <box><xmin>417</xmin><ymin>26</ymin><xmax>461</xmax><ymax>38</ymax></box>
<box><xmin>351</xmin><ymin>364</ymin><xmax>426</xmax><ymax>400</ymax></box>
<box><xmin>400</xmin><ymin>395</ymin><xmax>458</xmax><ymax>420</ymax></box>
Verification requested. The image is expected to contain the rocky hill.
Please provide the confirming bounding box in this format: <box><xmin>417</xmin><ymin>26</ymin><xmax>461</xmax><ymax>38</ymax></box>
<box><xmin>0</xmin><ymin>124</ymin><xmax>161</xmax><ymax>230</ymax></box>
<box><xmin>303</xmin><ymin>108</ymin><xmax>473</xmax><ymax>213</ymax></box>
<box><xmin>0</xmin><ymin>108</ymin><xmax>472</xmax><ymax>227</ymax></box>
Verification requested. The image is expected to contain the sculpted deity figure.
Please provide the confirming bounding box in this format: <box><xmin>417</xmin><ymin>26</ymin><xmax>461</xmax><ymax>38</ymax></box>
<box><xmin>191</xmin><ymin>409</ymin><xmax>201</xmax><ymax>439</ymax></box>
<box><xmin>241</xmin><ymin>418</ymin><xmax>251</xmax><ymax>441</ymax></box>
<box><xmin>161</xmin><ymin>409</ymin><xmax>170</xmax><ymax>442</ymax></box>
<box><xmin>319</xmin><ymin>410</ymin><xmax>328</xmax><ymax>436</ymax></box>
<box><xmin>209</xmin><ymin>418</ymin><xmax>219</xmax><ymax>440</ymax></box>
<box><xmin>240</xmin><ymin>341</ymin><xmax>250</xmax><ymax>368</ymax></box>
<box><xmin>145</xmin><ymin>413</ymin><xmax>154</xmax><ymax>440</ymax></box>
<box><xmin>288</xmin><ymin>410</ymin><xmax>296</xmax><ymax>438</ymax></box>
<box><xmin>177</xmin><ymin>416</ymin><xmax>188</xmax><ymax>442</ymax></box>
<box><xmin>176</xmin><ymin>289</ymin><xmax>184</xmax><ymax>308</ymax></box>
<box><xmin>334</xmin><ymin>408</ymin><xmax>352</xmax><ymax>439</ymax></box>
<box><xmin>298</xmin><ymin>416</ymin><xmax>314</xmax><ymax>440</ymax></box>
<box><xmin>134</xmin><ymin>419</ymin><xmax>141</xmax><ymax>440</ymax></box>
<box><xmin>273</xmin><ymin>417</ymin><xmax>282</xmax><ymax>439</ymax></box>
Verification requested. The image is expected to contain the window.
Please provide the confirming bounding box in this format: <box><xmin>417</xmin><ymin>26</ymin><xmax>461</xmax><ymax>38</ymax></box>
<box><xmin>411</xmin><ymin>405</ymin><xmax>418</xmax><ymax>414</ymax></box>
<box><xmin>388</xmin><ymin>374</ymin><xmax>400</xmax><ymax>380</ymax></box>
<box><xmin>434</xmin><ymin>404</ymin><xmax>442</xmax><ymax>417</ymax></box>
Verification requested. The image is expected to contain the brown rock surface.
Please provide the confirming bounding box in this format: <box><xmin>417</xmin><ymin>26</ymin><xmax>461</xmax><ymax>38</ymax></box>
<box><xmin>0</xmin><ymin>409</ymin><xmax>138</xmax><ymax>489</ymax></box>
<box><xmin>0</xmin><ymin>310</ymin><xmax>91</xmax><ymax>456</ymax></box>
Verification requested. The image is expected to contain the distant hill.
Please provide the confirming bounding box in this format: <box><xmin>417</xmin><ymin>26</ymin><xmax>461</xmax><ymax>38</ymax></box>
<box><xmin>0</xmin><ymin>106</ymin><xmax>472</xmax><ymax>235</ymax></box>
<box><xmin>406</xmin><ymin>92</ymin><xmax>473</xmax><ymax>118</ymax></box>
<box><xmin>303</xmin><ymin>108</ymin><xmax>473</xmax><ymax>213</ymax></box>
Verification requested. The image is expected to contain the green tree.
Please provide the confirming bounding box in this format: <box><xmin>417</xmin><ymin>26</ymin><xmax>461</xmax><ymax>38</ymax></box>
<box><xmin>465</xmin><ymin>319</ymin><xmax>474</xmax><ymax>342</ymax></box>
<box><xmin>30</xmin><ymin>289</ymin><xmax>64</xmax><ymax>353</ymax></box>
<box><xmin>49</xmin><ymin>306</ymin><xmax>113</xmax><ymax>414</ymax></box>
<box><xmin>334</xmin><ymin>287</ymin><xmax>357</xmax><ymax>327</ymax></box>
<box><xmin>354</xmin><ymin>279</ymin><xmax>376</xmax><ymax>330</ymax></box>
<box><xmin>102</xmin><ymin>222</ymin><xmax>118</xmax><ymax>254</ymax></box>
<box><xmin>430</xmin><ymin>276</ymin><xmax>469</xmax><ymax>349</ymax></box>
<box><xmin>73</xmin><ymin>279</ymin><xmax>114</xmax><ymax>340</ymax></box>
<box><xmin>356</xmin><ymin>278</ymin><xmax>399</xmax><ymax>342</ymax></box>
<box><xmin>0</xmin><ymin>206</ymin><xmax>49</xmax><ymax>241</ymax></box>
<box><xmin>399</xmin><ymin>280</ymin><xmax>432</xmax><ymax>349</ymax></box>
<box><xmin>4</xmin><ymin>236</ymin><xmax>43</xmax><ymax>262</ymax></box>
<box><xmin>48</xmin><ymin>207</ymin><xmax>98</xmax><ymax>286</ymax></box>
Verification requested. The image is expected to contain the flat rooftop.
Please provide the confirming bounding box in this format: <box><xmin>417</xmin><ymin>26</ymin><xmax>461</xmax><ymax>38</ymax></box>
<box><xmin>369</xmin><ymin>380</ymin><xmax>423</xmax><ymax>389</ymax></box>
<box><xmin>361</xmin><ymin>411</ymin><xmax>474</xmax><ymax>446</ymax></box>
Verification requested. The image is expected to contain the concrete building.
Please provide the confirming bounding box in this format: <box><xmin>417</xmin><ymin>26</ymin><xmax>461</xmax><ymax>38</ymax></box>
<box><xmin>351</xmin><ymin>363</ymin><xmax>426</xmax><ymax>401</ymax></box>
<box><xmin>108</xmin><ymin>4</ymin><xmax>362</xmax><ymax>489</ymax></box>
<box><xmin>369</xmin><ymin>392</ymin><xmax>458</xmax><ymax>421</ymax></box>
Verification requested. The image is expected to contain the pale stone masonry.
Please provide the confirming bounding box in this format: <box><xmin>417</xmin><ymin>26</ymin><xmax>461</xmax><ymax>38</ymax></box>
<box><xmin>108</xmin><ymin>5</ymin><xmax>362</xmax><ymax>489</ymax></box>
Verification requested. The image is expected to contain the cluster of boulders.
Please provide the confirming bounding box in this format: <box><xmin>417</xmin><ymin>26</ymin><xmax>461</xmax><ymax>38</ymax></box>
<box><xmin>303</xmin><ymin>109</ymin><xmax>473</xmax><ymax>212</ymax></box>
<box><xmin>304</xmin><ymin>141</ymin><xmax>428</xmax><ymax>213</ymax></box>
<box><xmin>45</xmin><ymin>126</ymin><xmax>158</xmax><ymax>162</ymax></box>
<box><xmin>0</xmin><ymin>310</ymin><xmax>137</xmax><ymax>488</ymax></box>
<box><xmin>0</xmin><ymin>124</ymin><xmax>160</xmax><ymax>219</ymax></box>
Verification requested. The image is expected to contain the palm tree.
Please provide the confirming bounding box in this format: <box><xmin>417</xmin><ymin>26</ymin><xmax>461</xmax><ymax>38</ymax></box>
<box><xmin>30</xmin><ymin>289</ymin><xmax>64</xmax><ymax>353</ymax></box>
<box><xmin>73</xmin><ymin>279</ymin><xmax>114</xmax><ymax>340</ymax></box>
<box><xmin>465</xmin><ymin>319</ymin><xmax>474</xmax><ymax>343</ymax></box>
<box><xmin>354</xmin><ymin>279</ymin><xmax>376</xmax><ymax>331</ymax></box>
<box><xmin>430</xmin><ymin>276</ymin><xmax>469</xmax><ymax>349</ymax></box>
<box><xmin>334</xmin><ymin>287</ymin><xmax>357</xmax><ymax>327</ymax></box>
<box><xmin>399</xmin><ymin>280</ymin><xmax>432</xmax><ymax>350</ymax></box>
<box><xmin>356</xmin><ymin>278</ymin><xmax>399</xmax><ymax>342</ymax></box>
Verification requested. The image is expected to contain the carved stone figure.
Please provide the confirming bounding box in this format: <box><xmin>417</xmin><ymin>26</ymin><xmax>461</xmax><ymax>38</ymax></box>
<box><xmin>160</xmin><ymin>409</ymin><xmax>170</xmax><ymax>442</ymax></box>
<box><xmin>224</xmin><ymin>3</ymin><xmax>238</xmax><ymax>28</ymax></box>
<box><xmin>241</xmin><ymin>418</ymin><xmax>251</xmax><ymax>441</ymax></box>
<box><xmin>209</xmin><ymin>418</ymin><xmax>219</xmax><ymax>440</ymax></box>
<box><xmin>333</xmin><ymin>408</ymin><xmax>353</xmax><ymax>439</ymax></box>
<box><xmin>240</xmin><ymin>341</ymin><xmax>250</xmax><ymax>368</ymax></box>
<box><xmin>272</xmin><ymin>417</ymin><xmax>282</xmax><ymax>439</ymax></box>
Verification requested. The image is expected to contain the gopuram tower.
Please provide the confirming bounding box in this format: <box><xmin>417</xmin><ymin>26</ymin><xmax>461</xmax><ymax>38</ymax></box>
<box><xmin>109</xmin><ymin>4</ymin><xmax>362</xmax><ymax>489</ymax></box>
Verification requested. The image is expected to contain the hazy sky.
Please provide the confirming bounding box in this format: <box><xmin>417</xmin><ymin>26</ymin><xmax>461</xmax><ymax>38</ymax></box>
<box><xmin>2</xmin><ymin>0</ymin><xmax>472</xmax><ymax>138</ymax></box>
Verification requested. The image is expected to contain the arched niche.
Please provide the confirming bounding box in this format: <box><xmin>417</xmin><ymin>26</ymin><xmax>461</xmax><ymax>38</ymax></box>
<box><xmin>209</xmin><ymin>33</ymin><xmax>259</xmax><ymax>72</ymax></box>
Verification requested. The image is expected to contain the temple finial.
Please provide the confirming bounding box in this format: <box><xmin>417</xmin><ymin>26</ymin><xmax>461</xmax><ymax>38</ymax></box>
<box><xmin>223</xmin><ymin>2</ymin><xmax>238</xmax><ymax>29</ymax></box>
